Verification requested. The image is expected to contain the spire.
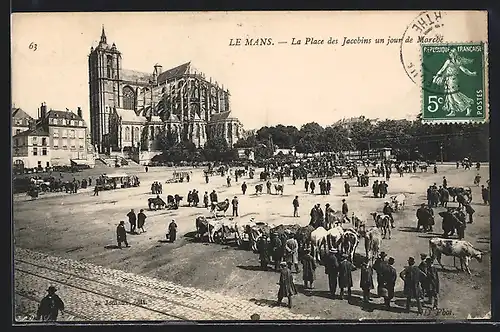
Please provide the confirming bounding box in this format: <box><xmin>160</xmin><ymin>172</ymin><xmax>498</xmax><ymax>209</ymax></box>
<box><xmin>100</xmin><ymin>25</ymin><xmax>107</xmax><ymax>44</ymax></box>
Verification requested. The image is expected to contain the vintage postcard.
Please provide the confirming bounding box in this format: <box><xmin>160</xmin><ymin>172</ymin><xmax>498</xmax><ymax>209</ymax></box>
<box><xmin>11</xmin><ymin>11</ymin><xmax>490</xmax><ymax>322</ymax></box>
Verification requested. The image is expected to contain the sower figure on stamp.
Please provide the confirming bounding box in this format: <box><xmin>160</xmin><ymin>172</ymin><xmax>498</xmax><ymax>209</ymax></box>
<box><xmin>36</xmin><ymin>286</ymin><xmax>64</xmax><ymax>321</ymax></box>
<box><xmin>276</xmin><ymin>261</ymin><xmax>297</xmax><ymax>308</ymax></box>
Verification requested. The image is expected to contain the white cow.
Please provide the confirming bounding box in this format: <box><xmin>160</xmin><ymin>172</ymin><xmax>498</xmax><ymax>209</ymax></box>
<box><xmin>327</xmin><ymin>225</ymin><xmax>345</xmax><ymax>250</ymax></box>
<box><xmin>429</xmin><ymin>238</ymin><xmax>484</xmax><ymax>274</ymax></box>
<box><xmin>390</xmin><ymin>194</ymin><xmax>406</xmax><ymax>211</ymax></box>
<box><xmin>310</xmin><ymin>227</ymin><xmax>329</xmax><ymax>262</ymax></box>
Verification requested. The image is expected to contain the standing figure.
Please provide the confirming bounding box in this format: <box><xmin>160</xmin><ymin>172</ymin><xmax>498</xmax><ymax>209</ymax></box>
<box><xmin>400</xmin><ymin>257</ymin><xmax>424</xmax><ymax>314</ymax></box>
<box><xmin>276</xmin><ymin>262</ymin><xmax>297</xmax><ymax>308</ymax></box>
<box><xmin>341</xmin><ymin>199</ymin><xmax>351</xmax><ymax>223</ymax></box>
<box><xmin>137</xmin><ymin>209</ymin><xmax>147</xmax><ymax>234</ymax></box>
<box><xmin>231</xmin><ymin>196</ymin><xmax>239</xmax><ymax>217</ymax></box>
<box><xmin>116</xmin><ymin>221</ymin><xmax>129</xmax><ymax>248</ymax></box>
<box><xmin>36</xmin><ymin>286</ymin><xmax>65</xmax><ymax>321</ymax></box>
<box><xmin>382</xmin><ymin>257</ymin><xmax>397</xmax><ymax>308</ymax></box>
<box><xmin>127</xmin><ymin>209</ymin><xmax>137</xmax><ymax>234</ymax></box>
<box><xmin>344</xmin><ymin>181</ymin><xmax>350</xmax><ymax>196</ymax></box>
<box><xmin>338</xmin><ymin>254</ymin><xmax>356</xmax><ymax>301</ymax></box>
<box><xmin>301</xmin><ymin>248</ymin><xmax>316</xmax><ymax>289</ymax></box>
<box><xmin>241</xmin><ymin>181</ymin><xmax>247</xmax><ymax>195</ymax></box>
<box><xmin>324</xmin><ymin>248</ymin><xmax>340</xmax><ymax>298</ymax></box>
<box><xmin>425</xmin><ymin>257</ymin><xmax>440</xmax><ymax>309</ymax></box>
<box><xmin>168</xmin><ymin>219</ymin><xmax>178</xmax><ymax>243</ymax></box>
<box><xmin>285</xmin><ymin>233</ymin><xmax>300</xmax><ymax>273</ymax></box>
<box><xmin>293</xmin><ymin>196</ymin><xmax>300</xmax><ymax>217</ymax></box>
<box><xmin>360</xmin><ymin>258</ymin><xmax>374</xmax><ymax>303</ymax></box>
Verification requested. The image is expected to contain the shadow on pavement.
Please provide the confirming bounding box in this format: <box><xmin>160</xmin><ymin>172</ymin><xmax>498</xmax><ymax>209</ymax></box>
<box><xmin>237</xmin><ymin>265</ymin><xmax>277</xmax><ymax>272</ymax></box>
<box><xmin>398</xmin><ymin>227</ymin><xmax>419</xmax><ymax>233</ymax></box>
<box><xmin>249</xmin><ymin>298</ymin><xmax>277</xmax><ymax>308</ymax></box>
<box><xmin>104</xmin><ymin>244</ymin><xmax>121</xmax><ymax>250</ymax></box>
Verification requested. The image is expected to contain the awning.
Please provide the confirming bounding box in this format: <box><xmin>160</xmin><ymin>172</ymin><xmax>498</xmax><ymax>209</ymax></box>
<box><xmin>105</xmin><ymin>173</ymin><xmax>129</xmax><ymax>178</ymax></box>
<box><xmin>70</xmin><ymin>159</ymin><xmax>91</xmax><ymax>166</ymax></box>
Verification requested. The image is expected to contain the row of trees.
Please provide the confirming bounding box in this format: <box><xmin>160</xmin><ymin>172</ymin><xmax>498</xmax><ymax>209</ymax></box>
<box><xmin>154</xmin><ymin>117</ymin><xmax>489</xmax><ymax>162</ymax></box>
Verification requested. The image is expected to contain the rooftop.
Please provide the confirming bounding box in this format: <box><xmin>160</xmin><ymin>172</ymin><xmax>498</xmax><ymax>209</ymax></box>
<box><xmin>12</xmin><ymin>108</ymin><xmax>34</xmax><ymax>120</ymax></box>
<box><xmin>46</xmin><ymin>109</ymin><xmax>84</xmax><ymax>122</ymax></box>
<box><xmin>115</xmin><ymin>108</ymin><xmax>146</xmax><ymax>123</ymax></box>
<box><xmin>13</xmin><ymin>127</ymin><xmax>49</xmax><ymax>138</ymax></box>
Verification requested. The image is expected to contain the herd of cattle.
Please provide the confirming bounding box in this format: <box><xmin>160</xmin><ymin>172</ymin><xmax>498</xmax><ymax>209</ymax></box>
<box><xmin>191</xmin><ymin>185</ymin><xmax>486</xmax><ymax>276</ymax></box>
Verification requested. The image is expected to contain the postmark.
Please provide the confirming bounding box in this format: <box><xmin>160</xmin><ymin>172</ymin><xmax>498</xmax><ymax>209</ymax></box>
<box><xmin>421</xmin><ymin>43</ymin><xmax>486</xmax><ymax>122</ymax></box>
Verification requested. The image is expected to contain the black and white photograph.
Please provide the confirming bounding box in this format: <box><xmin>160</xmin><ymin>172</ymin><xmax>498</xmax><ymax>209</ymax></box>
<box><xmin>11</xmin><ymin>11</ymin><xmax>490</xmax><ymax>322</ymax></box>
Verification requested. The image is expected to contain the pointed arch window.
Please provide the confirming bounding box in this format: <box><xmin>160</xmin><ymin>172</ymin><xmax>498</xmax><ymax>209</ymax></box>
<box><xmin>107</xmin><ymin>55</ymin><xmax>114</xmax><ymax>78</ymax></box>
<box><xmin>134</xmin><ymin>127</ymin><xmax>140</xmax><ymax>142</ymax></box>
<box><xmin>124</xmin><ymin>126</ymin><xmax>131</xmax><ymax>141</ymax></box>
<box><xmin>123</xmin><ymin>86</ymin><xmax>135</xmax><ymax>110</ymax></box>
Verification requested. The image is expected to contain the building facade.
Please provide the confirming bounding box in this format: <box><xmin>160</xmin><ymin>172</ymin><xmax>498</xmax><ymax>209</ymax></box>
<box><xmin>12</xmin><ymin>103</ymin><xmax>96</xmax><ymax>170</ymax></box>
<box><xmin>12</xmin><ymin>107</ymin><xmax>35</xmax><ymax>136</ymax></box>
<box><xmin>13</xmin><ymin>127</ymin><xmax>51</xmax><ymax>169</ymax></box>
<box><xmin>88</xmin><ymin>27</ymin><xmax>243</xmax><ymax>158</ymax></box>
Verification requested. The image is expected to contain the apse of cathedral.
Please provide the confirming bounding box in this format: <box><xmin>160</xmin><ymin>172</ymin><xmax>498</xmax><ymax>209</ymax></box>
<box><xmin>88</xmin><ymin>27</ymin><xmax>243</xmax><ymax>155</ymax></box>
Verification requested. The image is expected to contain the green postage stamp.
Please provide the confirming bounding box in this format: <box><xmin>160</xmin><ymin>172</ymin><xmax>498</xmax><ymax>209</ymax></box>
<box><xmin>421</xmin><ymin>43</ymin><xmax>486</xmax><ymax>122</ymax></box>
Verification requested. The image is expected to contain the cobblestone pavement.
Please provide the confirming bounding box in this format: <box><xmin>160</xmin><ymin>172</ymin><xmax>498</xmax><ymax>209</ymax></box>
<box><xmin>14</xmin><ymin>247</ymin><xmax>320</xmax><ymax>321</ymax></box>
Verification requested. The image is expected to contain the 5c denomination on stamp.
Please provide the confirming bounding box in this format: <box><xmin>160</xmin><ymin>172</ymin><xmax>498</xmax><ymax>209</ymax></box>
<box><xmin>421</xmin><ymin>43</ymin><xmax>486</xmax><ymax>122</ymax></box>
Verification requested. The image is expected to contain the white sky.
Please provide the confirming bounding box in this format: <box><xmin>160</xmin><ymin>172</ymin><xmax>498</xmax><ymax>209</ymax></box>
<box><xmin>11</xmin><ymin>11</ymin><xmax>487</xmax><ymax>130</ymax></box>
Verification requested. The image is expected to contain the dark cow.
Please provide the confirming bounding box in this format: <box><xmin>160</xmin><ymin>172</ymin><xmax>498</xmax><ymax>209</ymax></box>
<box><xmin>148</xmin><ymin>197</ymin><xmax>166</xmax><ymax>210</ymax></box>
<box><xmin>274</xmin><ymin>184</ymin><xmax>284</xmax><ymax>195</ymax></box>
<box><xmin>448</xmin><ymin>187</ymin><xmax>472</xmax><ymax>203</ymax></box>
<box><xmin>167</xmin><ymin>194</ymin><xmax>183</xmax><ymax>209</ymax></box>
<box><xmin>370</xmin><ymin>212</ymin><xmax>391</xmax><ymax>239</ymax></box>
<box><xmin>211</xmin><ymin>199</ymin><xmax>230</xmax><ymax>216</ymax></box>
<box><xmin>255</xmin><ymin>184</ymin><xmax>263</xmax><ymax>195</ymax></box>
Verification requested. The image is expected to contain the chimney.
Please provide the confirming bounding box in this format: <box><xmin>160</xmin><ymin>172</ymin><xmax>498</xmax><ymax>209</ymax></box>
<box><xmin>77</xmin><ymin>107</ymin><xmax>83</xmax><ymax>119</ymax></box>
<box><xmin>40</xmin><ymin>102</ymin><xmax>47</xmax><ymax>120</ymax></box>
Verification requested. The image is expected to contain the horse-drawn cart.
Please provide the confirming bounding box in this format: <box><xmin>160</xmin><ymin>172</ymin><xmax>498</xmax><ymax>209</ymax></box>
<box><xmin>165</xmin><ymin>171</ymin><xmax>191</xmax><ymax>184</ymax></box>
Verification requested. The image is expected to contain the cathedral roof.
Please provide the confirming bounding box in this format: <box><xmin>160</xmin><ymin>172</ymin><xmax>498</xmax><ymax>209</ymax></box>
<box><xmin>165</xmin><ymin>113</ymin><xmax>180</xmax><ymax>123</ymax></box>
<box><xmin>209</xmin><ymin>111</ymin><xmax>233</xmax><ymax>122</ymax></box>
<box><xmin>121</xmin><ymin>69</ymin><xmax>153</xmax><ymax>84</ymax></box>
<box><xmin>157</xmin><ymin>62</ymin><xmax>191</xmax><ymax>84</ymax></box>
<box><xmin>115</xmin><ymin>108</ymin><xmax>146</xmax><ymax>123</ymax></box>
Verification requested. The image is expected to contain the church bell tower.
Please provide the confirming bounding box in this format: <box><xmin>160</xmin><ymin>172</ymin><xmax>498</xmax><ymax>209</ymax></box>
<box><xmin>88</xmin><ymin>26</ymin><xmax>122</xmax><ymax>154</ymax></box>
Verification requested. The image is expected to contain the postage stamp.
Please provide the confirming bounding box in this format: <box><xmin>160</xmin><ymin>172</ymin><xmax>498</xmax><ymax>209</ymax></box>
<box><xmin>421</xmin><ymin>43</ymin><xmax>486</xmax><ymax>122</ymax></box>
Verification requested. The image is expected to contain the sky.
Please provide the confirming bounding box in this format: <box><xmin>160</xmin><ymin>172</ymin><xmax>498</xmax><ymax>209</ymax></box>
<box><xmin>11</xmin><ymin>11</ymin><xmax>487</xmax><ymax>130</ymax></box>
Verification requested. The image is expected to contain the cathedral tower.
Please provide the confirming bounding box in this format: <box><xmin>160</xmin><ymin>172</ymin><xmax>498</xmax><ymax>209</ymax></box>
<box><xmin>88</xmin><ymin>26</ymin><xmax>122</xmax><ymax>154</ymax></box>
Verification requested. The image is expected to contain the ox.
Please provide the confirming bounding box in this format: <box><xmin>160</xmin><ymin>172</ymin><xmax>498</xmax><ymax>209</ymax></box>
<box><xmin>370</xmin><ymin>212</ymin><xmax>391</xmax><ymax>239</ymax></box>
<box><xmin>429</xmin><ymin>238</ymin><xmax>484</xmax><ymax>274</ymax></box>
<box><xmin>255</xmin><ymin>184</ymin><xmax>263</xmax><ymax>195</ymax></box>
<box><xmin>390</xmin><ymin>194</ymin><xmax>406</xmax><ymax>211</ymax></box>
<box><xmin>364</xmin><ymin>227</ymin><xmax>382</xmax><ymax>264</ymax></box>
<box><xmin>326</xmin><ymin>225</ymin><xmax>345</xmax><ymax>251</ymax></box>
<box><xmin>310</xmin><ymin>227</ymin><xmax>329</xmax><ymax>262</ymax></box>
<box><xmin>148</xmin><ymin>197</ymin><xmax>166</xmax><ymax>210</ymax></box>
<box><xmin>195</xmin><ymin>216</ymin><xmax>223</xmax><ymax>243</ymax></box>
<box><xmin>341</xmin><ymin>229</ymin><xmax>360</xmax><ymax>262</ymax></box>
<box><xmin>274</xmin><ymin>184</ymin><xmax>284</xmax><ymax>195</ymax></box>
<box><xmin>210</xmin><ymin>199</ymin><xmax>230</xmax><ymax>216</ymax></box>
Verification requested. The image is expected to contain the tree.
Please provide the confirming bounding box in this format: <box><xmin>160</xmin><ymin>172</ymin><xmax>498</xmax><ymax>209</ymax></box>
<box><xmin>203</xmin><ymin>137</ymin><xmax>230</xmax><ymax>161</ymax></box>
<box><xmin>158</xmin><ymin>128</ymin><xmax>178</xmax><ymax>152</ymax></box>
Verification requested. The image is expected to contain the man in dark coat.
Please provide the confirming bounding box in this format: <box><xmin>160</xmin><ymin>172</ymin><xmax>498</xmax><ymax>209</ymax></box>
<box><xmin>360</xmin><ymin>258</ymin><xmax>374</xmax><ymax>303</ymax></box>
<box><xmin>168</xmin><ymin>219</ymin><xmax>178</xmax><ymax>243</ymax></box>
<box><xmin>203</xmin><ymin>192</ymin><xmax>209</xmax><ymax>208</ymax></box>
<box><xmin>271</xmin><ymin>233</ymin><xmax>283</xmax><ymax>270</ymax></box>
<box><xmin>383</xmin><ymin>202</ymin><xmax>395</xmax><ymax>228</ymax></box>
<box><xmin>137</xmin><ymin>209</ymin><xmax>147</xmax><ymax>234</ymax></box>
<box><xmin>277</xmin><ymin>262</ymin><xmax>297</xmax><ymax>308</ymax></box>
<box><xmin>425</xmin><ymin>257</ymin><xmax>440</xmax><ymax>309</ymax></box>
<box><xmin>373</xmin><ymin>251</ymin><xmax>388</xmax><ymax>296</ymax></box>
<box><xmin>210</xmin><ymin>190</ymin><xmax>218</xmax><ymax>204</ymax></box>
<box><xmin>116</xmin><ymin>221</ymin><xmax>129</xmax><ymax>248</ymax></box>
<box><xmin>481</xmin><ymin>185</ymin><xmax>489</xmax><ymax>205</ymax></box>
<box><xmin>442</xmin><ymin>176</ymin><xmax>447</xmax><ymax>188</ymax></box>
<box><xmin>373</xmin><ymin>180</ymin><xmax>379</xmax><ymax>198</ymax></box>
<box><xmin>257</xmin><ymin>235</ymin><xmax>271</xmax><ymax>270</ymax></box>
<box><xmin>293</xmin><ymin>196</ymin><xmax>300</xmax><ymax>217</ymax></box>
<box><xmin>341</xmin><ymin>199</ymin><xmax>351</xmax><ymax>223</ymax></box>
<box><xmin>127</xmin><ymin>209</ymin><xmax>137</xmax><ymax>234</ymax></box>
<box><xmin>440</xmin><ymin>187</ymin><xmax>450</xmax><ymax>207</ymax></box>
<box><xmin>416</xmin><ymin>203</ymin><xmax>433</xmax><ymax>232</ymax></box>
<box><xmin>464</xmin><ymin>202</ymin><xmax>475</xmax><ymax>224</ymax></box>
<box><xmin>305</xmin><ymin>179</ymin><xmax>309</xmax><ymax>192</ymax></box>
<box><xmin>399</xmin><ymin>257</ymin><xmax>424</xmax><ymax>314</ymax></box>
<box><xmin>418</xmin><ymin>253</ymin><xmax>429</xmax><ymax>298</ymax></box>
<box><xmin>231</xmin><ymin>196</ymin><xmax>239</xmax><ymax>217</ymax></box>
<box><xmin>344</xmin><ymin>181</ymin><xmax>350</xmax><ymax>196</ymax></box>
<box><xmin>301</xmin><ymin>248</ymin><xmax>316</xmax><ymax>289</ymax></box>
<box><xmin>382</xmin><ymin>257</ymin><xmax>397</xmax><ymax>308</ymax></box>
<box><xmin>310</xmin><ymin>180</ymin><xmax>316</xmax><ymax>194</ymax></box>
<box><xmin>36</xmin><ymin>286</ymin><xmax>65</xmax><ymax>321</ymax></box>
<box><xmin>241</xmin><ymin>181</ymin><xmax>247</xmax><ymax>195</ymax></box>
<box><xmin>338</xmin><ymin>253</ymin><xmax>356</xmax><ymax>300</ymax></box>
<box><xmin>324</xmin><ymin>248</ymin><xmax>340</xmax><ymax>298</ymax></box>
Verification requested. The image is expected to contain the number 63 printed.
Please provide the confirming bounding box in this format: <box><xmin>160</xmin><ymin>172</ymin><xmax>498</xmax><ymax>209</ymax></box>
<box><xmin>29</xmin><ymin>42</ymin><xmax>37</xmax><ymax>51</ymax></box>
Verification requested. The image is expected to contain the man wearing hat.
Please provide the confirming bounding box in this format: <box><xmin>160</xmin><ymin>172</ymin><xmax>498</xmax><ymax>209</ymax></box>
<box><xmin>383</xmin><ymin>202</ymin><xmax>395</xmax><ymax>228</ymax></box>
<box><xmin>416</xmin><ymin>203</ymin><xmax>434</xmax><ymax>232</ymax></box>
<box><xmin>341</xmin><ymin>199</ymin><xmax>351</xmax><ymax>223</ymax></box>
<box><xmin>285</xmin><ymin>233</ymin><xmax>300</xmax><ymax>273</ymax></box>
<box><xmin>382</xmin><ymin>257</ymin><xmax>397</xmax><ymax>308</ymax></box>
<box><xmin>373</xmin><ymin>252</ymin><xmax>388</xmax><ymax>296</ymax></box>
<box><xmin>36</xmin><ymin>286</ymin><xmax>65</xmax><ymax>321</ymax></box>
<box><xmin>293</xmin><ymin>196</ymin><xmax>300</xmax><ymax>217</ymax></box>
<box><xmin>324</xmin><ymin>203</ymin><xmax>334</xmax><ymax>229</ymax></box>
<box><xmin>168</xmin><ymin>219</ymin><xmax>178</xmax><ymax>243</ymax></box>
<box><xmin>399</xmin><ymin>257</ymin><xmax>425</xmax><ymax>314</ymax></box>
<box><xmin>301</xmin><ymin>248</ymin><xmax>316</xmax><ymax>289</ymax></box>
<box><xmin>425</xmin><ymin>257</ymin><xmax>440</xmax><ymax>309</ymax></box>
<box><xmin>276</xmin><ymin>261</ymin><xmax>297</xmax><ymax>308</ymax></box>
<box><xmin>324</xmin><ymin>248</ymin><xmax>340</xmax><ymax>298</ymax></box>
<box><xmin>338</xmin><ymin>253</ymin><xmax>356</xmax><ymax>300</ymax></box>
<box><xmin>137</xmin><ymin>209</ymin><xmax>147</xmax><ymax>234</ymax></box>
<box><xmin>418</xmin><ymin>253</ymin><xmax>429</xmax><ymax>299</ymax></box>
<box><xmin>231</xmin><ymin>196</ymin><xmax>239</xmax><ymax>217</ymax></box>
<box><xmin>360</xmin><ymin>258</ymin><xmax>374</xmax><ymax>303</ymax></box>
<box><xmin>116</xmin><ymin>221</ymin><xmax>129</xmax><ymax>249</ymax></box>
